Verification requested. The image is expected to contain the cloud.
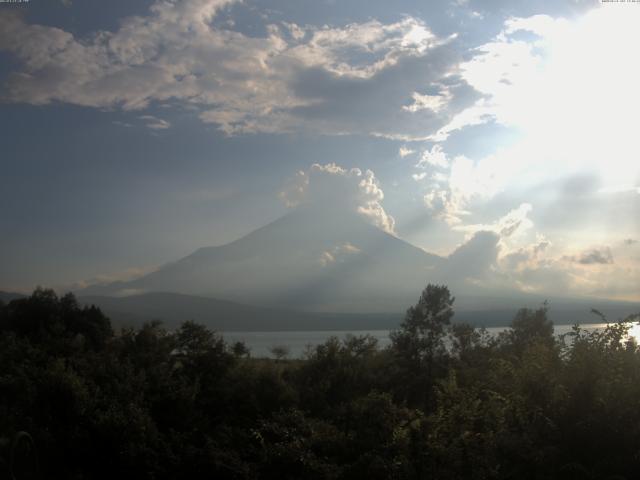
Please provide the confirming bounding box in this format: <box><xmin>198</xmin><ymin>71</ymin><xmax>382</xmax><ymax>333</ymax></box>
<box><xmin>112</xmin><ymin>288</ymin><xmax>148</xmax><ymax>298</ymax></box>
<box><xmin>284</xmin><ymin>17</ymin><xmax>439</xmax><ymax>78</ymax></box>
<box><xmin>497</xmin><ymin>203</ymin><xmax>533</xmax><ymax>237</ymax></box>
<box><xmin>279</xmin><ymin>163</ymin><xmax>395</xmax><ymax>233</ymax></box>
<box><xmin>500</xmin><ymin>238</ymin><xmax>551</xmax><ymax>272</ymax></box>
<box><xmin>565</xmin><ymin>248</ymin><xmax>614</xmax><ymax>266</ymax></box>
<box><xmin>423</xmin><ymin>189</ymin><xmax>464</xmax><ymax>225</ymax></box>
<box><xmin>66</xmin><ymin>265</ymin><xmax>156</xmax><ymax>291</ymax></box>
<box><xmin>437</xmin><ymin>8</ymin><xmax>640</xmax><ymax>189</ymax></box>
<box><xmin>408</xmin><ymin>9</ymin><xmax>639</xmax><ymax>253</ymax></box>
<box><xmin>395</xmin><ymin>9</ymin><xmax>640</xmax><ymax>300</ymax></box>
<box><xmin>399</xmin><ymin>146</ymin><xmax>415</xmax><ymax>158</ymax></box>
<box><xmin>402</xmin><ymin>89</ymin><xmax>451</xmax><ymax>113</ymax></box>
<box><xmin>416</xmin><ymin>144</ymin><xmax>449</xmax><ymax>169</ymax></box>
<box><xmin>487</xmin><ymin>237</ymin><xmax>640</xmax><ymax>300</ymax></box>
<box><xmin>457</xmin><ymin>203</ymin><xmax>534</xmax><ymax>238</ymax></box>
<box><xmin>411</xmin><ymin>146</ymin><xmax>468</xmax><ymax>224</ymax></box>
<box><xmin>444</xmin><ymin>230</ymin><xmax>500</xmax><ymax>281</ymax></box>
<box><xmin>437</xmin><ymin>199</ymin><xmax>637</xmax><ymax>299</ymax></box>
<box><xmin>433</xmin><ymin>14</ymin><xmax>568</xmax><ymax>140</ymax></box>
<box><xmin>0</xmin><ymin>1</ymin><xmax>236</xmax><ymax>109</ymax></box>
<box><xmin>417</xmin><ymin>150</ymin><xmax>503</xmax><ymax>226</ymax></box>
<box><xmin>318</xmin><ymin>242</ymin><xmax>361</xmax><ymax>267</ymax></box>
<box><xmin>139</xmin><ymin>115</ymin><xmax>171</xmax><ymax>130</ymax></box>
<box><xmin>0</xmin><ymin>2</ymin><xmax>477</xmax><ymax>139</ymax></box>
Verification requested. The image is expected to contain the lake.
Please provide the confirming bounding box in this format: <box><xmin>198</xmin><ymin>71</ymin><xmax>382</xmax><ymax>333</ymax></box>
<box><xmin>223</xmin><ymin>322</ymin><xmax>628</xmax><ymax>358</ymax></box>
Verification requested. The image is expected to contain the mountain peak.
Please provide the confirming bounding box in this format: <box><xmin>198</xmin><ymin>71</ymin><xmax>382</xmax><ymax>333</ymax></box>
<box><xmin>80</xmin><ymin>209</ymin><xmax>443</xmax><ymax>312</ymax></box>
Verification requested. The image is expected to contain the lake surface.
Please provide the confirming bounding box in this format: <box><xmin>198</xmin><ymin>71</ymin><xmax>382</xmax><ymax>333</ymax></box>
<box><xmin>223</xmin><ymin>323</ymin><xmax>618</xmax><ymax>358</ymax></box>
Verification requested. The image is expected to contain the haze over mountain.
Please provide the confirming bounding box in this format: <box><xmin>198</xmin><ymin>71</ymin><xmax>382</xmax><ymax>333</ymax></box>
<box><xmin>80</xmin><ymin>207</ymin><xmax>640</xmax><ymax>324</ymax></box>
<box><xmin>9</xmin><ymin>200</ymin><xmax>632</xmax><ymax>331</ymax></box>
<box><xmin>82</xmin><ymin>208</ymin><xmax>444</xmax><ymax>312</ymax></box>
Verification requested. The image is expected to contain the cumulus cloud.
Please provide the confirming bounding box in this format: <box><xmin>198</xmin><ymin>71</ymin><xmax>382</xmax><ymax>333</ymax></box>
<box><xmin>0</xmin><ymin>2</ymin><xmax>476</xmax><ymax>138</ymax></box>
<box><xmin>442</xmin><ymin>233</ymin><xmax>635</xmax><ymax>300</ymax></box>
<box><xmin>416</xmin><ymin>144</ymin><xmax>449</xmax><ymax>169</ymax></box>
<box><xmin>423</xmin><ymin>189</ymin><xmax>464</xmax><ymax>225</ymax></box>
<box><xmin>395</xmin><ymin>10</ymin><xmax>640</xmax><ymax>300</ymax></box>
<box><xmin>410</xmin><ymin>144</ymin><xmax>635</xmax><ymax>298</ymax></box>
<box><xmin>417</xmin><ymin>149</ymin><xmax>502</xmax><ymax>226</ymax></box>
<box><xmin>408</xmin><ymin>8</ymin><xmax>639</xmax><ymax>261</ymax></box>
<box><xmin>500</xmin><ymin>243</ymin><xmax>638</xmax><ymax>300</ymax></box>
<box><xmin>279</xmin><ymin>163</ymin><xmax>395</xmax><ymax>233</ymax></box>
<box><xmin>434</xmin><ymin>205</ymin><xmax>536</xmax><ymax>286</ymax></box>
<box><xmin>466</xmin><ymin>232</ymin><xmax>640</xmax><ymax>300</ymax></box>
<box><xmin>500</xmin><ymin>238</ymin><xmax>551</xmax><ymax>272</ymax></box>
<box><xmin>436</xmin><ymin>201</ymin><xmax>632</xmax><ymax>300</ymax></box>
<box><xmin>445</xmin><ymin>230</ymin><xmax>500</xmax><ymax>281</ymax></box>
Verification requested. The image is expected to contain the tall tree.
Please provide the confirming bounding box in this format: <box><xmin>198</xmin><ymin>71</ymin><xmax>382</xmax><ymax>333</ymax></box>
<box><xmin>390</xmin><ymin>284</ymin><xmax>454</xmax><ymax>406</ymax></box>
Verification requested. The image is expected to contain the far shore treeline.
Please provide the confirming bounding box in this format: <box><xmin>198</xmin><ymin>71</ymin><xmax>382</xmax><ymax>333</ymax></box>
<box><xmin>1</xmin><ymin>286</ymin><xmax>640</xmax><ymax>479</ymax></box>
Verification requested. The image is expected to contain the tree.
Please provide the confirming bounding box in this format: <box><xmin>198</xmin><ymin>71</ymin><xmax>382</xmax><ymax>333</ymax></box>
<box><xmin>270</xmin><ymin>345</ymin><xmax>291</xmax><ymax>362</ymax></box>
<box><xmin>295</xmin><ymin>335</ymin><xmax>381</xmax><ymax>415</ymax></box>
<box><xmin>1</xmin><ymin>288</ymin><xmax>112</xmax><ymax>350</ymax></box>
<box><xmin>232</xmin><ymin>340</ymin><xmax>251</xmax><ymax>358</ymax></box>
<box><xmin>508</xmin><ymin>302</ymin><xmax>554</xmax><ymax>351</ymax></box>
<box><xmin>390</xmin><ymin>284</ymin><xmax>455</xmax><ymax>406</ymax></box>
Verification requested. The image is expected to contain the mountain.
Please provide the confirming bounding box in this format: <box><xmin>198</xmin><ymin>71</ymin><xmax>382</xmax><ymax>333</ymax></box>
<box><xmin>79</xmin><ymin>292</ymin><xmax>640</xmax><ymax>332</ymax></box>
<box><xmin>79</xmin><ymin>292</ymin><xmax>401</xmax><ymax>331</ymax></box>
<box><xmin>0</xmin><ymin>291</ymin><xmax>26</xmax><ymax>303</ymax></box>
<box><xmin>79</xmin><ymin>208</ymin><xmax>640</xmax><ymax>322</ymax></box>
<box><xmin>82</xmin><ymin>208</ymin><xmax>445</xmax><ymax>312</ymax></box>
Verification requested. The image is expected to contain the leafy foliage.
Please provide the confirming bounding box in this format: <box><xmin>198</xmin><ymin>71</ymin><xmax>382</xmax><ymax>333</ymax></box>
<box><xmin>1</xmin><ymin>287</ymin><xmax>639</xmax><ymax>479</ymax></box>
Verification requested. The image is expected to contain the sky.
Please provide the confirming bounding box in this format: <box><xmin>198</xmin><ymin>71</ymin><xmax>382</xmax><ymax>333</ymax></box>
<box><xmin>0</xmin><ymin>0</ymin><xmax>638</xmax><ymax>301</ymax></box>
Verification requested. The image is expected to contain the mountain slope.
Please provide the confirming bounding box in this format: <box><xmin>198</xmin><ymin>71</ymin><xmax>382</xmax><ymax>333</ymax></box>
<box><xmin>82</xmin><ymin>209</ymin><xmax>445</xmax><ymax>312</ymax></box>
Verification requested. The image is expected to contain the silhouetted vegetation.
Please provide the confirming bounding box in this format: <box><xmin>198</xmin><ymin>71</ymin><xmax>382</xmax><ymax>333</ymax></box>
<box><xmin>1</xmin><ymin>286</ymin><xmax>639</xmax><ymax>479</ymax></box>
